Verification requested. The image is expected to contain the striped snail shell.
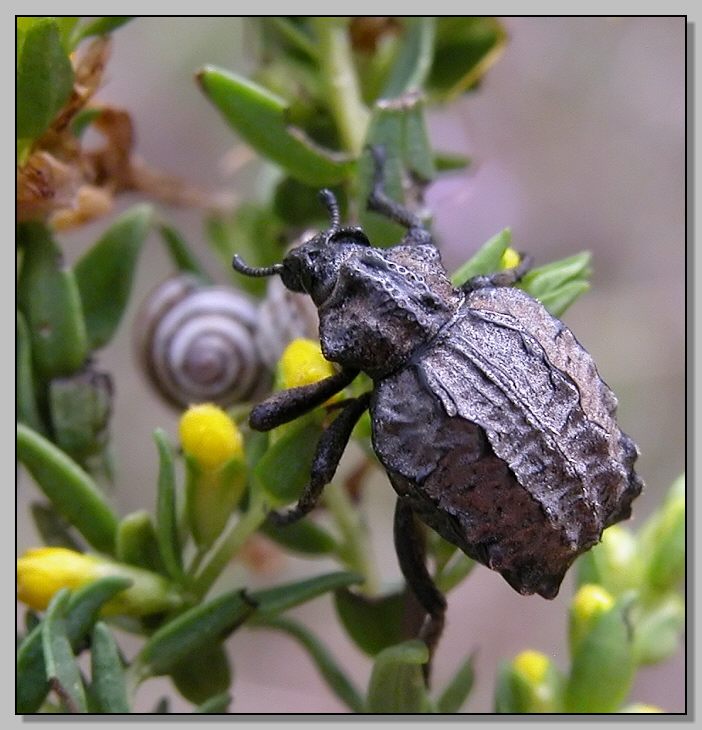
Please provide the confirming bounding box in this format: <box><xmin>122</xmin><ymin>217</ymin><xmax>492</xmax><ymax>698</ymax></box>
<box><xmin>136</xmin><ymin>274</ymin><xmax>269</xmax><ymax>408</ymax></box>
<box><xmin>255</xmin><ymin>268</ymin><xmax>320</xmax><ymax>370</ymax></box>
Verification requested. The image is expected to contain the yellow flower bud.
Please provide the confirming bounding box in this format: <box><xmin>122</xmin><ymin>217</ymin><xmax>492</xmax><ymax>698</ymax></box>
<box><xmin>17</xmin><ymin>547</ymin><xmax>181</xmax><ymax>615</ymax></box>
<box><xmin>500</xmin><ymin>247</ymin><xmax>521</xmax><ymax>270</ymax></box>
<box><xmin>179</xmin><ymin>403</ymin><xmax>244</xmax><ymax>471</ymax></box>
<box><xmin>572</xmin><ymin>583</ymin><xmax>615</xmax><ymax>623</ymax></box>
<box><xmin>279</xmin><ymin>338</ymin><xmax>336</xmax><ymax>390</ymax></box>
<box><xmin>18</xmin><ymin>547</ymin><xmax>101</xmax><ymax>610</ymax></box>
<box><xmin>569</xmin><ymin>583</ymin><xmax>615</xmax><ymax>654</ymax></box>
<box><xmin>512</xmin><ymin>650</ymin><xmax>550</xmax><ymax>685</ymax></box>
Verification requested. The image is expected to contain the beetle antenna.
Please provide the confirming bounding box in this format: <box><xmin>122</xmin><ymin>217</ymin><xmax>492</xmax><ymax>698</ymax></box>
<box><xmin>232</xmin><ymin>255</ymin><xmax>283</xmax><ymax>278</ymax></box>
<box><xmin>319</xmin><ymin>189</ymin><xmax>341</xmax><ymax>233</ymax></box>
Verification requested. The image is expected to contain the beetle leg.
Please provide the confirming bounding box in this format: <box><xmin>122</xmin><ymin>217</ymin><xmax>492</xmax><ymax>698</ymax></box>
<box><xmin>249</xmin><ymin>368</ymin><xmax>359</xmax><ymax>431</ymax></box>
<box><xmin>461</xmin><ymin>252</ymin><xmax>534</xmax><ymax>292</ymax></box>
<box><xmin>269</xmin><ymin>392</ymin><xmax>372</xmax><ymax>526</ymax></box>
<box><xmin>366</xmin><ymin>146</ymin><xmax>432</xmax><ymax>247</ymax></box>
<box><xmin>394</xmin><ymin>497</ymin><xmax>447</xmax><ymax>682</ymax></box>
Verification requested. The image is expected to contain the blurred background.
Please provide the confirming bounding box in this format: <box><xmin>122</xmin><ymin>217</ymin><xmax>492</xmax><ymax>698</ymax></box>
<box><xmin>17</xmin><ymin>17</ymin><xmax>685</xmax><ymax>713</ymax></box>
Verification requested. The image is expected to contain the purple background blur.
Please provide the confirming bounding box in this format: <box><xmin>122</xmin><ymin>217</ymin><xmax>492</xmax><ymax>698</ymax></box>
<box><xmin>18</xmin><ymin>17</ymin><xmax>685</xmax><ymax>713</ymax></box>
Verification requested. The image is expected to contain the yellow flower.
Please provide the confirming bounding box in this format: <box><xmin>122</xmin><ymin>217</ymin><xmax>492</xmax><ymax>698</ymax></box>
<box><xmin>279</xmin><ymin>338</ymin><xmax>336</xmax><ymax>390</ymax></box>
<box><xmin>621</xmin><ymin>703</ymin><xmax>664</xmax><ymax>713</ymax></box>
<box><xmin>179</xmin><ymin>403</ymin><xmax>244</xmax><ymax>471</ymax></box>
<box><xmin>18</xmin><ymin>547</ymin><xmax>101</xmax><ymax>610</ymax></box>
<box><xmin>512</xmin><ymin>650</ymin><xmax>550</xmax><ymax>685</ymax></box>
<box><xmin>17</xmin><ymin>547</ymin><xmax>181</xmax><ymax>615</ymax></box>
<box><xmin>500</xmin><ymin>247</ymin><xmax>521</xmax><ymax>270</ymax></box>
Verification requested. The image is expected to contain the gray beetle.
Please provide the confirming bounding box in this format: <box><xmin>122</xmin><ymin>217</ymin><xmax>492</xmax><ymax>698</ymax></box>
<box><xmin>233</xmin><ymin>146</ymin><xmax>643</xmax><ymax>657</ymax></box>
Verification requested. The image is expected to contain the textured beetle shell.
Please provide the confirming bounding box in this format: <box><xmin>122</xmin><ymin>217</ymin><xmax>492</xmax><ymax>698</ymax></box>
<box><xmin>370</xmin><ymin>285</ymin><xmax>643</xmax><ymax>598</ymax></box>
<box><xmin>136</xmin><ymin>274</ymin><xmax>269</xmax><ymax>408</ymax></box>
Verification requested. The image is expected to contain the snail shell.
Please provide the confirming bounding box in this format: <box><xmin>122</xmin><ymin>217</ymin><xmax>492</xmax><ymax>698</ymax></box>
<box><xmin>136</xmin><ymin>274</ymin><xmax>269</xmax><ymax>408</ymax></box>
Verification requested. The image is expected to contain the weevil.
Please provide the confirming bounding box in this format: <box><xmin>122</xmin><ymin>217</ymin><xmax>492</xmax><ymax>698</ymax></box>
<box><xmin>233</xmin><ymin>146</ymin><xmax>643</xmax><ymax>658</ymax></box>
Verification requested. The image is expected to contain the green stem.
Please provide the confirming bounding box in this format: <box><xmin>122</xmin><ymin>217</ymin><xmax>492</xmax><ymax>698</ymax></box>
<box><xmin>313</xmin><ymin>17</ymin><xmax>370</xmax><ymax>156</ymax></box>
<box><xmin>324</xmin><ymin>481</ymin><xmax>378</xmax><ymax>595</ymax></box>
<box><xmin>191</xmin><ymin>493</ymin><xmax>268</xmax><ymax>598</ymax></box>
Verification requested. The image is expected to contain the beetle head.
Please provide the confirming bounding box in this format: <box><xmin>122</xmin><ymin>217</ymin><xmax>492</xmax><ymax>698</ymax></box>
<box><xmin>232</xmin><ymin>189</ymin><xmax>370</xmax><ymax>306</ymax></box>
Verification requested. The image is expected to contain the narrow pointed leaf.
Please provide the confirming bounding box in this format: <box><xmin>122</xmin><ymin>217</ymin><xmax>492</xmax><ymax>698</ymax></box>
<box><xmin>90</xmin><ymin>622</ymin><xmax>129</xmax><ymax>713</ymax></box>
<box><xmin>17</xmin><ymin>18</ymin><xmax>74</xmax><ymax>140</ymax></box>
<box><xmin>450</xmin><ymin>228</ymin><xmax>512</xmax><ymax>285</ymax></box>
<box><xmin>437</xmin><ymin>654</ymin><xmax>476</xmax><ymax>713</ymax></box>
<box><xmin>17</xmin><ymin>223</ymin><xmax>88</xmax><ymax>378</ymax></box>
<box><xmin>135</xmin><ymin>589</ymin><xmax>254</xmax><ymax>678</ymax></box>
<box><xmin>153</xmin><ymin>429</ymin><xmax>184</xmax><ymax>580</ymax></box>
<box><xmin>74</xmin><ymin>204</ymin><xmax>152</xmax><ymax>350</ymax></box>
<box><xmin>334</xmin><ymin>587</ymin><xmax>406</xmax><ymax>656</ymax></box>
<box><xmin>519</xmin><ymin>252</ymin><xmax>592</xmax><ymax>315</ymax></box>
<box><xmin>366</xmin><ymin>640</ymin><xmax>430</xmax><ymax>713</ymax></box>
<box><xmin>17</xmin><ymin>424</ymin><xmax>118</xmax><ymax>553</ymax></box>
<box><xmin>255</xmin><ymin>615</ymin><xmax>364</xmax><ymax>712</ymax></box>
<box><xmin>17</xmin><ymin>576</ymin><xmax>132</xmax><ymax>713</ymax></box>
<box><xmin>197</xmin><ymin>66</ymin><xmax>354</xmax><ymax>186</ymax></box>
<box><xmin>632</xmin><ymin>593</ymin><xmax>685</xmax><ymax>665</ymax></box>
<box><xmin>42</xmin><ymin>590</ymin><xmax>88</xmax><ymax>713</ymax></box>
<box><xmin>252</xmin><ymin>571</ymin><xmax>362</xmax><ymax>616</ymax></box>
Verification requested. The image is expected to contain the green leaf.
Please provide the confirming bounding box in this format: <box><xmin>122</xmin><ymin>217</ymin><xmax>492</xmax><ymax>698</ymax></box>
<box><xmin>195</xmin><ymin>692</ymin><xmax>231</xmax><ymax>713</ymax></box>
<box><xmin>381</xmin><ymin>18</ymin><xmax>436</xmax><ymax>97</ymax></box>
<box><xmin>198</xmin><ymin>66</ymin><xmax>355</xmax><ymax>186</ymax></box>
<box><xmin>17</xmin><ymin>223</ymin><xmax>88</xmax><ymax>379</ymax></box>
<box><xmin>17</xmin><ymin>18</ymin><xmax>74</xmax><ymax>140</ymax></box>
<box><xmin>116</xmin><ymin>511</ymin><xmax>167</xmax><ymax>574</ymax></box>
<box><xmin>255</xmin><ymin>615</ymin><xmax>364</xmax><ymax>712</ymax></box>
<box><xmin>366</xmin><ymin>640</ymin><xmax>430</xmax><ymax>713</ymax></box>
<box><xmin>260</xmin><ymin>517</ymin><xmax>338</xmax><ymax>555</ymax></box>
<box><xmin>170</xmin><ymin>643</ymin><xmax>231</xmax><ymax>706</ymax></box>
<box><xmin>435</xmin><ymin>551</ymin><xmax>476</xmax><ymax>593</ymax></box>
<box><xmin>632</xmin><ymin>593</ymin><xmax>685</xmax><ymax>665</ymax></box>
<box><xmin>158</xmin><ymin>223</ymin><xmax>212</xmax><ymax>283</ymax></box>
<box><xmin>17</xmin><ymin>576</ymin><xmax>131</xmax><ymax>713</ymax></box>
<box><xmin>30</xmin><ymin>502</ymin><xmax>84</xmax><ymax>550</ymax></box>
<box><xmin>519</xmin><ymin>251</ymin><xmax>592</xmax><ymax>317</ymax></box>
<box><xmin>42</xmin><ymin>590</ymin><xmax>88</xmax><ymax>713</ymax></box>
<box><xmin>253</xmin><ymin>417</ymin><xmax>324</xmax><ymax>506</ymax></box>
<box><xmin>334</xmin><ymin>587</ymin><xmax>406</xmax><ymax>656</ymax></box>
<box><xmin>252</xmin><ymin>571</ymin><xmax>362</xmax><ymax>616</ymax></box>
<box><xmin>450</xmin><ymin>228</ymin><xmax>512</xmax><ymax>285</ymax></box>
<box><xmin>70</xmin><ymin>17</ymin><xmax>133</xmax><ymax>48</ymax></box>
<box><xmin>74</xmin><ymin>204</ymin><xmax>153</xmax><ymax>350</ymax></box>
<box><xmin>428</xmin><ymin>18</ymin><xmax>507</xmax><ymax>101</ymax></box>
<box><xmin>17</xmin><ymin>424</ymin><xmax>119</xmax><ymax>553</ymax></box>
<box><xmin>17</xmin><ymin>310</ymin><xmax>46</xmax><ymax>434</ymax></box>
<box><xmin>135</xmin><ymin>589</ymin><xmax>254</xmax><ymax>678</ymax></box>
<box><xmin>565</xmin><ymin>595</ymin><xmax>637</xmax><ymax>713</ymax></box>
<box><xmin>153</xmin><ymin>429</ymin><xmax>184</xmax><ymax>581</ymax></box>
<box><xmin>90</xmin><ymin>622</ymin><xmax>129</xmax><ymax>713</ymax></box>
<box><xmin>272</xmin><ymin>176</ymin><xmax>347</xmax><ymax>227</ymax></box>
<box><xmin>434</xmin><ymin>150</ymin><xmax>471</xmax><ymax>172</ymax></box>
<box><xmin>436</xmin><ymin>654</ymin><xmax>476</xmax><ymax>713</ymax></box>
<box><xmin>70</xmin><ymin>107</ymin><xmax>102</xmax><ymax>137</ymax></box>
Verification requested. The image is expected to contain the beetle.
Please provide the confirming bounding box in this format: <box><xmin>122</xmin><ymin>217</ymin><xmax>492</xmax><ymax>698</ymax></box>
<box><xmin>232</xmin><ymin>146</ymin><xmax>643</xmax><ymax>657</ymax></box>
